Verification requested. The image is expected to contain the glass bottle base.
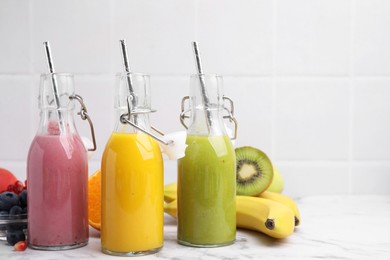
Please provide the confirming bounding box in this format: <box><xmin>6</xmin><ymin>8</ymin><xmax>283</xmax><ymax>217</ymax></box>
<box><xmin>102</xmin><ymin>246</ymin><xmax>162</xmax><ymax>257</ymax></box>
<box><xmin>178</xmin><ymin>239</ymin><xmax>235</xmax><ymax>248</ymax></box>
<box><xmin>28</xmin><ymin>240</ymin><xmax>88</xmax><ymax>251</ymax></box>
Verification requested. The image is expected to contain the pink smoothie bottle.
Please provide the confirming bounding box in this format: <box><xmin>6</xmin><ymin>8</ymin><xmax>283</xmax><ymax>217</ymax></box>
<box><xmin>27</xmin><ymin>73</ymin><xmax>96</xmax><ymax>250</ymax></box>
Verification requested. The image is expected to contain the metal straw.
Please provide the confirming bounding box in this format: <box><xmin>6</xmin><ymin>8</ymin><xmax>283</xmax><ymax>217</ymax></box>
<box><xmin>43</xmin><ymin>42</ymin><xmax>61</xmax><ymax>108</ymax></box>
<box><xmin>119</xmin><ymin>39</ymin><xmax>140</xmax><ymax>127</ymax></box>
<box><xmin>119</xmin><ymin>40</ymin><xmax>137</xmax><ymax>108</ymax></box>
<box><xmin>119</xmin><ymin>40</ymin><xmax>173</xmax><ymax>145</ymax></box>
<box><xmin>192</xmin><ymin>41</ymin><xmax>212</xmax><ymax>129</ymax></box>
<box><xmin>43</xmin><ymin>41</ymin><xmax>63</xmax><ymax>128</ymax></box>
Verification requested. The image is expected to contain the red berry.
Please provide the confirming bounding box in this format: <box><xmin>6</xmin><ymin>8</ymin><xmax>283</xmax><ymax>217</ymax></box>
<box><xmin>24</xmin><ymin>180</ymin><xmax>28</xmax><ymax>189</ymax></box>
<box><xmin>7</xmin><ymin>184</ymin><xmax>14</xmax><ymax>192</ymax></box>
<box><xmin>0</xmin><ymin>168</ymin><xmax>18</xmax><ymax>193</ymax></box>
<box><xmin>13</xmin><ymin>181</ymin><xmax>24</xmax><ymax>195</ymax></box>
<box><xmin>14</xmin><ymin>241</ymin><xmax>27</xmax><ymax>251</ymax></box>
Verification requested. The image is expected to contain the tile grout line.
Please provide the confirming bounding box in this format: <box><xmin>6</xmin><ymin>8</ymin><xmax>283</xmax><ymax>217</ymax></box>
<box><xmin>6</xmin><ymin>73</ymin><xmax>390</xmax><ymax>79</ymax></box>
<box><xmin>28</xmin><ymin>0</ymin><xmax>37</xmax><ymax>151</ymax></box>
<box><xmin>109</xmin><ymin>0</ymin><xmax>115</xmax><ymax>75</ymax></box>
<box><xmin>348</xmin><ymin>0</ymin><xmax>356</xmax><ymax>195</ymax></box>
<box><xmin>270</xmin><ymin>0</ymin><xmax>278</xmax><ymax>159</ymax></box>
<box><xmin>194</xmin><ymin>0</ymin><xmax>199</xmax><ymax>41</ymax></box>
<box><xmin>28</xmin><ymin>0</ymin><xmax>33</xmax><ymax>76</ymax></box>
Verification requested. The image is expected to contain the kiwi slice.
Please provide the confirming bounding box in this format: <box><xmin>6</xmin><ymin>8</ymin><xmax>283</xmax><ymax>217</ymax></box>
<box><xmin>235</xmin><ymin>146</ymin><xmax>274</xmax><ymax>196</ymax></box>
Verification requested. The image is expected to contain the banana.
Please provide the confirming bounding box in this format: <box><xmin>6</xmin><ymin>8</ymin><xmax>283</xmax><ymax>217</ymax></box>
<box><xmin>256</xmin><ymin>191</ymin><xmax>301</xmax><ymax>226</ymax></box>
<box><xmin>163</xmin><ymin>183</ymin><xmax>301</xmax><ymax>226</ymax></box>
<box><xmin>267</xmin><ymin>166</ymin><xmax>284</xmax><ymax>193</ymax></box>
<box><xmin>164</xmin><ymin>196</ymin><xmax>295</xmax><ymax>239</ymax></box>
<box><xmin>236</xmin><ymin>196</ymin><xmax>295</xmax><ymax>239</ymax></box>
<box><xmin>164</xmin><ymin>182</ymin><xmax>177</xmax><ymax>203</ymax></box>
<box><xmin>164</xmin><ymin>199</ymin><xmax>177</xmax><ymax>218</ymax></box>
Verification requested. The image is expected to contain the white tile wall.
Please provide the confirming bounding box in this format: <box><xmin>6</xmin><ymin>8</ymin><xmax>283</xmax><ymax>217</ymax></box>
<box><xmin>73</xmin><ymin>75</ymin><xmax>115</xmax><ymax>160</ymax></box>
<box><xmin>31</xmin><ymin>0</ymin><xmax>111</xmax><ymax>74</ymax></box>
<box><xmin>278</xmin><ymin>162</ymin><xmax>350</xmax><ymax>197</ymax></box>
<box><xmin>352</xmin><ymin>79</ymin><xmax>390</xmax><ymax>160</ymax></box>
<box><xmin>224</xmin><ymin>77</ymin><xmax>273</xmax><ymax>153</ymax></box>
<box><xmin>0</xmin><ymin>77</ymin><xmax>34</xmax><ymax>161</ymax></box>
<box><xmin>0</xmin><ymin>0</ymin><xmax>389</xmax><ymax>196</ymax></box>
<box><xmin>351</xmin><ymin>162</ymin><xmax>390</xmax><ymax>194</ymax></box>
<box><xmin>274</xmin><ymin>79</ymin><xmax>350</xmax><ymax>160</ymax></box>
<box><xmin>276</xmin><ymin>0</ymin><xmax>350</xmax><ymax>76</ymax></box>
<box><xmin>197</xmin><ymin>0</ymin><xmax>273</xmax><ymax>75</ymax></box>
<box><xmin>112</xmin><ymin>0</ymin><xmax>196</xmax><ymax>75</ymax></box>
<box><xmin>150</xmin><ymin>76</ymin><xmax>189</xmax><ymax>133</ymax></box>
<box><xmin>354</xmin><ymin>0</ymin><xmax>390</xmax><ymax>76</ymax></box>
<box><xmin>0</xmin><ymin>0</ymin><xmax>31</xmax><ymax>74</ymax></box>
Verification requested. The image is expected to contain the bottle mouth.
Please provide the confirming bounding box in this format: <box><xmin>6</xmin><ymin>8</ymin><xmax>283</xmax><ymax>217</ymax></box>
<box><xmin>190</xmin><ymin>73</ymin><xmax>222</xmax><ymax>78</ymax></box>
<box><xmin>116</xmin><ymin>72</ymin><xmax>150</xmax><ymax>78</ymax></box>
<box><xmin>40</xmin><ymin>73</ymin><xmax>74</xmax><ymax>79</ymax></box>
<box><xmin>40</xmin><ymin>107</ymin><xmax>74</xmax><ymax>111</ymax></box>
<box><xmin>115</xmin><ymin>107</ymin><xmax>156</xmax><ymax>114</ymax></box>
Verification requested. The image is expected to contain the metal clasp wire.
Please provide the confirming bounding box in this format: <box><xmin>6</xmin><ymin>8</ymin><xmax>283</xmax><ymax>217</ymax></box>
<box><xmin>120</xmin><ymin>96</ymin><xmax>173</xmax><ymax>146</ymax></box>
<box><xmin>179</xmin><ymin>96</ymin><xmax>190</xmax><ymax>129</ymax></box>
<box><xmin>180</xmin><ymin>95</ymin><xmax>238</xmax><ymax>140</ymax></box>
<box><xmin>222</xmin><ymin>96</ymin><xmax>238</xmax><ymax>140</ymax></box>
<box><xmin>69</xmin><ymin>94</ymin><xmax>97</xmax><ymax>151</ymax></box>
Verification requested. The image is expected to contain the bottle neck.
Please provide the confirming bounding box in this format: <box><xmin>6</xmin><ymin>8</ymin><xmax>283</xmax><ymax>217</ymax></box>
<box><xmin>37</xmin><ymin>73</ymin><xmax>78</xmax><ymax>136</ymax></box>
<box><xmin>187</xmin><ymin>105</ymin><xmax>227</xmax><ymax>136</ymax></box>
<box><xmin>187</xmin><ymin>74</ymin><xmax>227</xmax><ymax>136</ymax></box>
<box><xmin>38</xmin><ymin>109</ymin><xmax>78</xmax><ymax>136</ymax></box>
<box><xmin>113</xmin><ymin>108</ymin><xmax>151</xmax><ymax>133</ymax></box>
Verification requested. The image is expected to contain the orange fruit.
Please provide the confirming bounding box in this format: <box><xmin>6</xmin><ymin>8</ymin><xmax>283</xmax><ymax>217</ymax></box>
<box><xmin>88</xmin><ymin>169</ymin><xmax>101</xmax><ymax>231</ymax></box>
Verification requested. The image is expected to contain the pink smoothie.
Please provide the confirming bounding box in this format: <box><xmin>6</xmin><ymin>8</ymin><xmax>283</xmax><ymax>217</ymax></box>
<box><xmin>27</xmin><ymin>134</ymin><xmax>88</xmax><ymax>248</ymax></box>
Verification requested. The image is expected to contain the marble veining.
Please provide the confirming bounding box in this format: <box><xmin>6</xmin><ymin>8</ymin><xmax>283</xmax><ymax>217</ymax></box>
<box><xmin>1</xmin><ymin>195</ymin><xmax>389</xmax><ymax>260</ymax></box>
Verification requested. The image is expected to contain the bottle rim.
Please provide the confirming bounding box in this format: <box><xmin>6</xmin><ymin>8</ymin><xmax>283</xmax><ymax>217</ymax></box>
<box><xmin>190</xmin><ymin>73</ymin><xmax>222</xmax><ymax>78</ymax></box>
<box><xmin>115</xmin><ymin>72</ymin><xmax>150</xmax><ymax>78</ymax></box>
<box><xmin>40</xmin><ymin>73</ymin><xmax>74</xmax><ymax>79</ymax></box>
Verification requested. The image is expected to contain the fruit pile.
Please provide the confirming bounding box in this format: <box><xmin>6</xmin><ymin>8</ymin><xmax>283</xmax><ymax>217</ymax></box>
<box><xmin>164</xmin><ymin>146</ymin><xmax>301</xmax><ymax>239</ymax></box>
<box><xmin>87</xmin><ymin>146</ymin><xmax>301</xmax><ymax>240</ymax></box>
<box><xmin>0</xmin><ymin>168</ymin><xmax>28</xmax><ymax>251</ymax></box>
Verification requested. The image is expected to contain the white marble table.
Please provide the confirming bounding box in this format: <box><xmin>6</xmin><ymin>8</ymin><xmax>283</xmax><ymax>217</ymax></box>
<box><xmin>1</xmin><ymin>195</ymin><xmax>390</xmax><ymax>260</ymax></box>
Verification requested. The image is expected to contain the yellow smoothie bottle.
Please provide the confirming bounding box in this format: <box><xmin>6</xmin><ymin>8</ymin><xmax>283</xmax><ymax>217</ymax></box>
<box><xmin>101</xmin><ymin>72</ymin><xmax>164</xmax><ymax>256</ymax></box>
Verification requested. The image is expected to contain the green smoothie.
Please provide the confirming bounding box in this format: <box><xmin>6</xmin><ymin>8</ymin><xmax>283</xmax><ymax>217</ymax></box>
<box><xmin>177</xmin><ymin>134</ymin><xmax>236</xmax><ymax>247</ymax></box>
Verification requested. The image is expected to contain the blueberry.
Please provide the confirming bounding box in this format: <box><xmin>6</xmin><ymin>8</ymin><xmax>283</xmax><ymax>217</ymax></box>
<box><xmin>9</xmin><ymin>205</ymin><xmax>22</xmax><ymax>216</ymax></box>
<box><xmin>0</xmin><ymin>211</ymin><xmax>8</xmax><ymax>231</ymax></box>
<box><xmin>0</xmin><ymin>201</ymin><xmax>6</xmax><ymax>212</ymax></box>
<box><xmin>0</xmin><ymin>192</ymin><xmax>19</xmax><ymax>211</ymax></box>
<box><xmin>19</xmin><ymin>190</ymin><xmax>27</xmax><ymax>207</ymax></box>
<box><xmin>22</xmin><ymin>207</ymin><xmax>27</xmax><ymax>214</ymax></box>
<box><xmin>6</xmin><ymin>230</ymin><xmax>25</xmax><ymax>246</ymax></box>
<box><xmin>6</xmin><ymin>223</ymin><xmax>23</xmax><ymax>232</ymax></box>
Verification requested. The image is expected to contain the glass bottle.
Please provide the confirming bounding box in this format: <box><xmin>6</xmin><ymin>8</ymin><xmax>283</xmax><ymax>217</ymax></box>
<box><xmin>27</xmin><ymin>73</ymin><xmax>94</xmax><ymax>250</ymax></box>
<box><xmin>178</xmin><ymin>74</ymin><xmax>237</xmax><ymax>247</ymax></box>
<box><xmin>101</xmin><ymin>73</ymin><xmax>164</xmax><ymax>256</ymax></box>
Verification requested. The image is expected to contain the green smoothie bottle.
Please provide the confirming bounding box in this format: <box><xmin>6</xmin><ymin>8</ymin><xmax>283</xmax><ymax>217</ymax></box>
<box><xmin>178</xmin><ymin>74</ymin><xmax>238</xmax><ymax>247</ymax></box>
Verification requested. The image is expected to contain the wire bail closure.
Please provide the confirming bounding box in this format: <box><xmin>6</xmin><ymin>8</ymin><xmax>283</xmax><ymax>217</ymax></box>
<box><xmin>69</xmin><ymin>94</ymin><xmax>97</xmax><ymax>151</ymax></box>
<box><xmin>180</xmin><ymin>95</ymin><xmax>238</xmax><ymax>140</ymax></box>
<box><xmin>120</xmin><ymin>96</ymin><xmax>173</xmax><ymax>146</ymax></box>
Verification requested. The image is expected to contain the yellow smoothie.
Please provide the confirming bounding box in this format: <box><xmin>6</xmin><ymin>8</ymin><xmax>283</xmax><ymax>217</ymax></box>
<box><xmin>101</xmin><ymin>132</ymin><xmax>163</xmax><ymax>253</ymax></box>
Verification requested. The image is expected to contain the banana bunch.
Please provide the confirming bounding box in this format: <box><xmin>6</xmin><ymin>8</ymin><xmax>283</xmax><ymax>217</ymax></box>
<box><xmin>164</xmin><ymin>183</ymin><xmax>301</xmax><ymax>239</ymax></box>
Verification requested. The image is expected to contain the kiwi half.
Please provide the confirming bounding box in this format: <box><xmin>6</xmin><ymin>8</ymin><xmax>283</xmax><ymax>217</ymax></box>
<box><xmin>235</xmin><ymin>146</ymin><xmax>274</xmax><ymax>196</ymax></box>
